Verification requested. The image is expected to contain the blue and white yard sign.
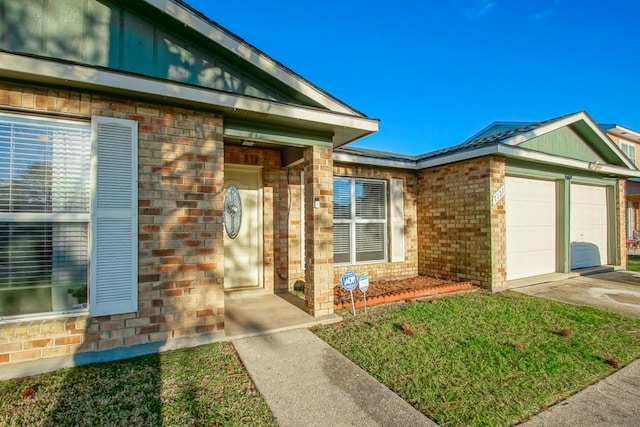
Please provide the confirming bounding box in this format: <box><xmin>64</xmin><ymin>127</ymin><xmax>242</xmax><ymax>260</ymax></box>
<box><xmin>341</xmin><ymin>271</ymin><xmax>359</xmax><ymax>292</ymax></box>
<box><xmin>359</xmin><ymin>274</ymin><xmax>369</xmax><ymax>292</ymax></box>
<box><xmin>341</xmin><ymin>271</ymin><xmax>359</xmax><ymax>315</ymax></box>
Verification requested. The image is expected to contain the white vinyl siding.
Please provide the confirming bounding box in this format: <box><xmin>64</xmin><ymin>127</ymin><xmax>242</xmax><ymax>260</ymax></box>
<box><xmin>90</xmin><ymin>117</ymin><xmax>138</xmax><ymax>317</ymax></box>
<box><xmin>333</xmin><ymin>177</ymin><xmax>387</xmax><ymax>265</ymax></box>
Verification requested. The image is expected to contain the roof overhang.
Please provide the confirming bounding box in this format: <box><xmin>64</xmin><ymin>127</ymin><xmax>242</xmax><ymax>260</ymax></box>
<box><xmin>0</xmin><ymin>52</ymin><xmax>378</xmax><ymax>147</ymax></box>
<box><xmin>335</xmin><ymin>143</ymin><xmax>640</xmax><ymax>178</ymax></box>
<box><xmin>144</xmin><ymin>0</ymin><xmax>362</xmax><ymax>117</ymax></box>
<box><xmin>606</xmin><ymin>125</ymin><xmax>640</xmax><ymax>144</ymax></box>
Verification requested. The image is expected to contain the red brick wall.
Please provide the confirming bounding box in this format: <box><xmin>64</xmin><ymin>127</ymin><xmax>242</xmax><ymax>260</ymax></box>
<box><xmin>332</xmin><ymin>163</ymin><xmax>418</xmax><ymax>283</ymax></box>
<box><xmin>418</xmin><ymin>157</ymin><xmax>505</xmax><ymax>289</ymax></box>
<box><xmin>0</xmin><ymin>82</ymin><xmax>225</xmax><ymax>366</ymax></box>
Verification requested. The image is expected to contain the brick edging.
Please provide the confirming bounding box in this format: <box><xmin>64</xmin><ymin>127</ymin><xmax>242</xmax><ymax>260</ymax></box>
<box><xmin>334</xmin><ymin>282</ymin><xmax>475</xmax><ymax>309</ymax></box>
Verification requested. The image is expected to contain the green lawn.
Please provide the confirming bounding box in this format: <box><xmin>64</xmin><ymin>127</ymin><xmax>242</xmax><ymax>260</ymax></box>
<box><xmin>0</xmin><ymin>342</ymin><xmax>277</xmax><ymax>427</ymax></box>
<box><xmin>313</xmin><ymin>292</ymin><xmax>640</xmax><ymax>426</ymax></box>
<box><xmin>627</xmin><ymin>255</ymin><xmax>640</xmax><ymax>272</ymax></box>
<box><xmin>3</xmin><ymin>292</ymin><xmax>639</xmax><ymax>426</ymax></box>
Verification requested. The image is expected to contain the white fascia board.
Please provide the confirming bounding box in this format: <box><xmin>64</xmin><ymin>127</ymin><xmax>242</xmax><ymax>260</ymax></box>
<box><xmin>415</xmin><ymin>146</ymin><xmax>501</xmax><ymax>169</ymax></box>
<box><xmin>144</xmin><ymin>0</ymin><xmax>359</xmax><ymax>116</ymax></box>
<box><xmin>0</xmin><ymin>53</ymin><xmax>378</xmax><ymax>134</ymax></box>
<box><xmin>333</xmin><ymin>151</ymin><xmax>418</xmax><ymax>169</ymax></box>
<box><xmin>501</xmin><ymin>112</ymin><xmax>585</xmax><ymax>146</ymax></box>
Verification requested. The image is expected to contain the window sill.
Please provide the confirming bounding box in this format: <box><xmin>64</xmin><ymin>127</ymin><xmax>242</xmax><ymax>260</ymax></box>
<box><xmin>0</xmin><ymin>309</ymin><xmax>89</xmax><ymax>325</ymax></box>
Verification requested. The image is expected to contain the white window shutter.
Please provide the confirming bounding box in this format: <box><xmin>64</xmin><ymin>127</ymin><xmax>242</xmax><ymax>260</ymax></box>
<box><xmin>90</xmin><ymin>117</ymin><xmax>138</xmax><ymax>316</ymax></box>
<box><xmin>389</xmin><ymin>178</ymin><xmax>405</xmax><ymax>262</ymax></box>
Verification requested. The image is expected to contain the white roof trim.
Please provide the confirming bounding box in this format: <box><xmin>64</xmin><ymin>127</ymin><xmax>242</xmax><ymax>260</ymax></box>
<box><xmin>0</xmin><ymin>52</ymin><xmax>378</xmax><ymax>134</ymax></box>
<box><xmin>334</xmin><ymin>151</ymin><xmax>417</xmax><ymax>169</ymax></box>
<box><xmin>144</xmin><ymin>0</ymin><xmax>359</xmax><ymax>116</ymax></box>
<box><xmin>338</xmin><ymin>142</ymin><xmax>640</xmax><ymax>178</ymax></box>
<box><xmin>607</xmin><ymin>125</ymin><xmax>640</xmax><ymax>144</ymax></box>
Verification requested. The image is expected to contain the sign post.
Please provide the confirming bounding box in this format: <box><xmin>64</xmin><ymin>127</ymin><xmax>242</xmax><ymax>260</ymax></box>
<box><xmin>340</xmin><ymin>271</ymin><xmax>359</xmax><ymax>316</ymax></box>
<box><xmin>359</xmin><ymin>274</ymin><xmax>369</xmax><ymax>314</ymax></box>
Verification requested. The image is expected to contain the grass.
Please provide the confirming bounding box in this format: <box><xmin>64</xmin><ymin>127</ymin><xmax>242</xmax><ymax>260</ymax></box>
<box><xmin>312</xmin><ymin>292</ymin><xmax>640</xmax><ymax>426</ymax></box>
<box><xmin>0</xmin><ymin>342</ymin><xmax>277</xmax><ymax>426</ymax></box>
<box><xmin>3</xmin><ymin>292</ymin><xmax>639</xmax><ymax>426</ymax></box>
<box><xmin>627</xmin><ymin>254</ymin><xmax>640</xmax><ymax>272</ymax></box>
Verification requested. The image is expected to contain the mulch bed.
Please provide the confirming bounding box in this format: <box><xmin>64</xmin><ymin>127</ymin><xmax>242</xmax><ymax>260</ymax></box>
<box><xmin>333</xmin><ymin>275</ymin><xmax>475</xmax><ymax>309</ymax></box>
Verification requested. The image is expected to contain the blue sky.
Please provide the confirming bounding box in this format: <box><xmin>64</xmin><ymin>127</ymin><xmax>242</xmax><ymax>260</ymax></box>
<box><xmin>185</xmin><ymin>0</ymin><xmax>640</xmax><ymax>155</ymax></box>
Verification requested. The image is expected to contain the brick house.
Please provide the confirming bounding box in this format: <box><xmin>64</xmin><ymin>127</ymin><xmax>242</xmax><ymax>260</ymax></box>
<box><xmin>337</xmin><ymin>112</ymin><xmax>639</xmax><ymax>290</ymax></box>
<box><xmin>1</xmin><ymin>0</ymin><xmax>638</xmax><ymax>379</ymax></box>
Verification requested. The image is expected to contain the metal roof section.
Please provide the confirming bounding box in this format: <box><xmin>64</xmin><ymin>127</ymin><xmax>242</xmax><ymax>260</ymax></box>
<box><xmin>336</xmin><ymin>112</ymin><xmax>640</xmax><ymax>178</ymax></box>
<box><xmin>460</xmin><ymin>121</ymin><xmax>532</xmax><ymax>144</ymax></box>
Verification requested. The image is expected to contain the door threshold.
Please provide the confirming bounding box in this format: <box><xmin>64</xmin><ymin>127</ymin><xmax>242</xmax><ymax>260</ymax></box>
<box><xmin>224</xmin><ymin>287</ymin><xmax>270</xmax><ymax>300</ymax></box>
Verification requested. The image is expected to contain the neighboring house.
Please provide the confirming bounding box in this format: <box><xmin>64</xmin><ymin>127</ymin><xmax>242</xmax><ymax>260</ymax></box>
<box><xmin>0</xmin><ymin>0</ymin><xmax>638</xmax><ymax>378</ymax></box>
<box><xmin>600</xmin><ymin>124</ymin><xmax>640</xmax><ymax>239</ymax></box>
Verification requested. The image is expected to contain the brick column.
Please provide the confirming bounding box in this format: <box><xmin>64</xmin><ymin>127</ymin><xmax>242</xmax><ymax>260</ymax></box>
<box><xmin>489</xmin><ymin>157</ymin><xmax>507</xmax><ymax>291</ymax></box>
<box><xmin>303</xmin><ymin>146</ymin><xmax>334</xmax><ymax>316</ymax></box>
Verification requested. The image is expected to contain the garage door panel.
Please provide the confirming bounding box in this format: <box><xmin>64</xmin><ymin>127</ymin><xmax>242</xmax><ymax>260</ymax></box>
<box><xmin>570</xmin><ymin>184</ymin><xmax>608</xmax><ymax>269</ymax></box>
<box><xmin>506</xmin><ymin>177</ymin><xmax>557</xmax><ymax>281</ymax></box>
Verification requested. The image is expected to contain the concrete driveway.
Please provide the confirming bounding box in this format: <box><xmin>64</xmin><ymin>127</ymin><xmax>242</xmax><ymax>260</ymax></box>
<box><xmin>513</xmin><ymin>271</ymin><xmax>640</xmax><ymax>317</ymax></box>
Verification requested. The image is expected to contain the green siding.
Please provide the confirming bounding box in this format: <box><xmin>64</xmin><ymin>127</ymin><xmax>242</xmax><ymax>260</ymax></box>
<box><xmin>0</xmin><ymin>0</ymin><xmax>312</xmax><ymax>106</ymax></box>
<box><xmin>519</xmin><ymin>127</ymin><xmax>604</xmax><ymax>163</ymax></box>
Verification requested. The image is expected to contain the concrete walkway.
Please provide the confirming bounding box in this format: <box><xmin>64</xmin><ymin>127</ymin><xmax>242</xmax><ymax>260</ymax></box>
<box><xmin>520</xmin><ymin>359</ymin><xmax>640</xmax><ymax>426</ymax></box>
<box><xmin>235</xmin><ymin>327</ymin><xmax>640</xmax><ymax>427</ymax></box>
<box><xmin>233</xmin><ymin>328</ymin><xmax>436</xmax><ymax>427</ymax></box>
<box><xmin>230</xmin><ymin>281</ymin><xmax>640</xmax><ymax>426</ymax></box>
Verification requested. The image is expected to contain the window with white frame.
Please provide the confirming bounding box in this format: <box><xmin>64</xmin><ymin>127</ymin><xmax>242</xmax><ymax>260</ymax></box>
<box><xmin>0</xmin><ymin>113</ymin><xmax>138</xmax><ymax>319</ymax></box>
<box><xmin>0</xmin><ymin>115</ymin><xmax>91</xmax><ymax>317</ymax></box>
<box><xmin>334</xmin><ymin>177</ymin><xmax>387</xmax><ymax>264</ymax></box>
<box><xmin>621</xmin><ymin>142</ymin><xmax>636</xmax><ymax>165</ymax></box>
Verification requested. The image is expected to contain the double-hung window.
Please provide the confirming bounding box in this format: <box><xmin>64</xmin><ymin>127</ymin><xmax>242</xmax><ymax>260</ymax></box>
<box><xmin>621</xmin><ymin>142</ymin><xmax>636</xmax><ymax>165</ymax></box>
<box><xmin>0</xmin><ymin>115</ymin><xmax>91</xmax><ymax>318</ymax></box>
<box><xmin>0</xmin><ymin>113</ymin><xmax>137</xmax><ymax>320</ymax></box>
<box><xmin>334</xmin><ymin>178</ymin><xmax>387</xmax><ymax>264</ymax></box>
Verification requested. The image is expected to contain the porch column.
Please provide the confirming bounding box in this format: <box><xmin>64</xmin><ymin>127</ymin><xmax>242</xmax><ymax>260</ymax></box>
<box><xmin>303</xmin><ymin>146</ymin><xmax>334</xmax><ymax>316</ymax></box>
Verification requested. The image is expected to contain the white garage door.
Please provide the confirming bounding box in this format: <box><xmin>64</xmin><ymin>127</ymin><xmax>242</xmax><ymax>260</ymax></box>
<box><xmin>570</xmin><ymin>184</ymin><xmax>608</xmax><ymax>269</ymax></box>
<box><xmin>506</xmin><ymin>177</ymin><xmax>557</xmax><ymax>281</ymax></box>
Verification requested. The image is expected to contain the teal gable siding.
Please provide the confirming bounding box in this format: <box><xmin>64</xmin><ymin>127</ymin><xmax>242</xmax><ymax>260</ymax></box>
<box><xmin>0</xmin><ymin>0</ymin><xmax>308</xmax><ymax>106</ymax></box>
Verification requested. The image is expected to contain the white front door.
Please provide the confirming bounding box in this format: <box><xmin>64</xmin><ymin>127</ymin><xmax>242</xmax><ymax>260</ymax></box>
<box><xmin>570</xmin><ymin>184</ymin><xmax>608</xmax><ymax>269</ymax></box>
<box><xmin>224</xmin><ymin>167</ymin><xmax>263</xmax><ymax>289</ymax></box>
<box><xmin>505</xmin><ymin>176</ymin><xmax>557</xmax><ymax>281</ymax></box>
